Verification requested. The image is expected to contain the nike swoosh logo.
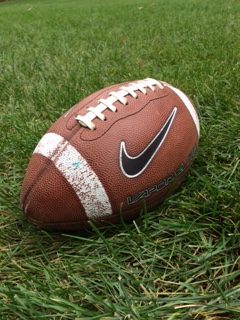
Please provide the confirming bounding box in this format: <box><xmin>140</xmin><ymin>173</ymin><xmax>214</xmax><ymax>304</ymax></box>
<box><xmin>119</xmin><ymin>107</ymin><xmax>177</xmax><ymax>178</ymax></box>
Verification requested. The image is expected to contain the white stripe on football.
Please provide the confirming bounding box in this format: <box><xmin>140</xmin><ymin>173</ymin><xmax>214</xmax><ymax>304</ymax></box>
<box><xmin>34</xmin><ymin>132</ymin><xmax>112</xmax><ymax>218</ymax></box>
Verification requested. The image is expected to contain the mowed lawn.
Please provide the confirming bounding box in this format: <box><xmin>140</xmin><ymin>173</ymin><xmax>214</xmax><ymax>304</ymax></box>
<box><xmin>0</xmin><ymin>0</ymin><xmax>239</xmax><ymax>319</ymax></box>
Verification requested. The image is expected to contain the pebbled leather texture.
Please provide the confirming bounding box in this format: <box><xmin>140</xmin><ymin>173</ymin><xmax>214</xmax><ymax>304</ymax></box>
<box><xmin>20</xmin><ymin>80</ymin><xmax>199</xmax><ymax>230</ymax></box>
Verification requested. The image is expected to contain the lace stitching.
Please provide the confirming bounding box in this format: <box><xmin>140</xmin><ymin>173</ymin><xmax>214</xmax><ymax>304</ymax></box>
<box><xmin>75</xmin><ymin>78</ymin><xmax>164</xmax><ymax>130</ymax></box>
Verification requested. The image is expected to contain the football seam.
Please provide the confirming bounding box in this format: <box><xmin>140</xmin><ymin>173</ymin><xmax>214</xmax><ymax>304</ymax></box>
<box><xmin>21</xmin><ymin>157</ymin><xmax>52</xmax><ymax>211</ymax></box>
<box><xmin>24</xmin><ymin>161</ymin><xmax>87</xmax><ymax>224</ymax></box>
<box><xmin>79</xmin><ymin>94</ymin><xmax>169</xmax><ymax>142</ymax></box>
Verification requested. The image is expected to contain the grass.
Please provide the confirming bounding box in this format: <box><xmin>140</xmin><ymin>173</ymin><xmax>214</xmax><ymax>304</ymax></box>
<box><xmin>0</xmin><ymin>0</ymin><xmax>239</xmax><ymax>319</ymax></box>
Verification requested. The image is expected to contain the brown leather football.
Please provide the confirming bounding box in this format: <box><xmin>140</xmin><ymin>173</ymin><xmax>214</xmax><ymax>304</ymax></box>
<box><xmin>20</xmin><ymin>78</ymin><xmax>200</xmax><ymax>230</ymax></box>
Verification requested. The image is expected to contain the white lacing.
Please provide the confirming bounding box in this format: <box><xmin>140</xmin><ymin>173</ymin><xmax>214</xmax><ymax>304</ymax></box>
<box><xmin>75</xmin><ymin>78</ymin><xmax>164</xmax><ymax>130</ymax></box>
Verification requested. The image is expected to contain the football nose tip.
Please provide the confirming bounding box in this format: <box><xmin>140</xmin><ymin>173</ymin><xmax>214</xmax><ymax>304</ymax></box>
<box><xmin>21</xmin><ymin>164</ymin><xmax>87</xmax><ymax>230</ymax></box>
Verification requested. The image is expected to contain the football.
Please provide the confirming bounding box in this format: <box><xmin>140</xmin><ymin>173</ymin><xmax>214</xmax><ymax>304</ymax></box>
<box><xmin>20</xmin><ymin>78</ymin><xmax>200</xmax><ymax>230</ymax></box>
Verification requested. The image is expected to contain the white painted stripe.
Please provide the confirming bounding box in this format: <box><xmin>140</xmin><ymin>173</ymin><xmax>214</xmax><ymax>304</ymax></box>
<box><xmin>164</xmin><ymin>83</ymin><xmax>200</xmax><ymax>136</ymax></box>
<box><xmin>34</xmin><ymin>132</ymin><xmax>112</xmax><ymax>218</ymax></box>
<box><xmin>34</xmin><ymin>133</ymin><xmax>66</xmax><ymax>158</ymax></box>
